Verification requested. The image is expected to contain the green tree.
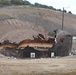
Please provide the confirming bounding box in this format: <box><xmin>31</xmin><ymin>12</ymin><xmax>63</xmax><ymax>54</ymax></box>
<box><xmin>34</xmin><ymin>2</ymin><xmax>40</xmax><ymax>7</ymax></box>
<box><xmin>0</xmin><ymin>0</ymin><xmax>5</xmax><ymax>4</ymax></box>
<box><xmin>57</xmin><ymin>9</ymin><xmax>62</xmax><ymax>12</ymax></box>
<box><xmin>11</xmin><ymin>0</ymin><xmax>23</xmax><ymax>5</ymax></box>
<box><xmin>68</xmin><ymin>11</ymin><xmax>72</xmax><ymax>14</ymax></box>
<box><xmin>23</xmin><ymin>0</ymin><xmax>31</xmax><ymax>5</ymax></box>
<box><xmin>48</xmin><ymin>6</ymin><xmax>53</xmax><ymax>9</ymax></box>
<box><xmin>63</xmin><ymin>10</ymin><xmax>67</xmax><ymax>13</ymax></box>
<box><xmin>0</xmin><ymin>0</ymin><xmax>11</xmax><ymax>5</ymax></box>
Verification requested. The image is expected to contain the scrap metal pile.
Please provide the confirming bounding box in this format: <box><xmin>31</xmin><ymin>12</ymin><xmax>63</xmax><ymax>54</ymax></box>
<box><xmin>0</xmin><ymin>33</ymin><xmax>55</xmax><ymax>58</ymax></box>
<box><xmin>0</xmin><ymin>30</ymin><xmax>72</xmax><ymax>58</ymax></box>
<box><xmin>0</xmin><ymin>34</ymin><xmax>55</xmax><ymax>49</ymax></box>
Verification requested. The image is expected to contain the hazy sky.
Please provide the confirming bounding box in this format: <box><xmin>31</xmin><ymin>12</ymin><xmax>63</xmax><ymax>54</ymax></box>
<box><xmin>28</xmin><ymin>0</ymin><xmax>76</xmax><ymax>14</ymax></box>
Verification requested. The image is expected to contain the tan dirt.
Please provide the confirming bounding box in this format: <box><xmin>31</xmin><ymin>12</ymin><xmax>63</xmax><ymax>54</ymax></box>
<box><xmin>0</xmin><ymin>54</ymin><xmax>76</xmax><ymax>75</ymax></box>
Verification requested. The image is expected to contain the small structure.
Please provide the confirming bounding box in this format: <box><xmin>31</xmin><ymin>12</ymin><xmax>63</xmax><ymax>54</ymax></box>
<box><xmin>50</xmin><ymin>29</ymin><xmax>72</xmax><ymax>56</ymax></box>
<box><xmin>22</xmin><ymin>46</ymin><xmax>50</xmax><ymax>58</ymax></box>
<box><xmin>1</xmin><ymin>46</ymin><xmax>50</xmax><ymax>58</ymax></box>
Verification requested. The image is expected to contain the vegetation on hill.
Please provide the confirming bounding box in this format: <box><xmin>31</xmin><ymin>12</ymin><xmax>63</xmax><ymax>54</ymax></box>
<box><xmin>0</xmin><ymin>0</ymin><xmax>72</xmax><ymax>14</ymax></box>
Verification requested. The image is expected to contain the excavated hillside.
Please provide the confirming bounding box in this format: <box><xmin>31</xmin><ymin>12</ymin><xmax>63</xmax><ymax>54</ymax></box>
<box><xmin>0</xmin><ymin>6</ymin><xmax>76</xmax><ymax>42</ymax></box>
<box><xmin>0</xmin><ymin>18</ymin><xmax>48</xmax><ymax>43</ymax></box>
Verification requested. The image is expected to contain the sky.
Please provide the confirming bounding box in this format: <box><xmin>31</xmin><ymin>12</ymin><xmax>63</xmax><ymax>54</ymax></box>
<box><xmin>27</xmin><ymin>0</ymin><xmax>76</xmax><ymax>14</ymax></box>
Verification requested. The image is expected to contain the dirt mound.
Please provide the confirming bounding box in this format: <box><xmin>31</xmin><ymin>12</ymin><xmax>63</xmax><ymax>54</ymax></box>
<box><xmin>0</xmin><ymin>18</ymin><xmax>48</xmax><ymax>43</ymax></box>
<box><xmin>0</xmin><ymin>6</ymin><xmax>76</xmax><ymax>35</ymax></box>
<box><xmin>0</xmin><ymin>6</ymin><xmax>76</xmax><ymax>43</ymax></box>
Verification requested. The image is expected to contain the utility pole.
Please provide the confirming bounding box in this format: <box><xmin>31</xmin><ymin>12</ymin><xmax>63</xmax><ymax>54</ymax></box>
<box><xmin>62</xmin><ymin>7</ymin><xmax>64</xmax><ymax>30</ymax></box>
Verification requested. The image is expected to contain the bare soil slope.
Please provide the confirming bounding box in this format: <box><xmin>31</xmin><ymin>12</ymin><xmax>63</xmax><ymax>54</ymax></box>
<box><xmin>0</xmin><ymin>18</ymin><xmax>48</xmax><ymax>43</ymax></box>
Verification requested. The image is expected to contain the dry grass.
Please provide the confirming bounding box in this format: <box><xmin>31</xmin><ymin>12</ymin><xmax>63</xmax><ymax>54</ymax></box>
<box><xmin>0</xmin><ymin>54</ymin><xmax>76</xmax><ymax>75</ymax></box>
<box><xmin>11</xmin><ymin>72</ymin><xmax>76</xmax><ymax>75</ymax></box>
